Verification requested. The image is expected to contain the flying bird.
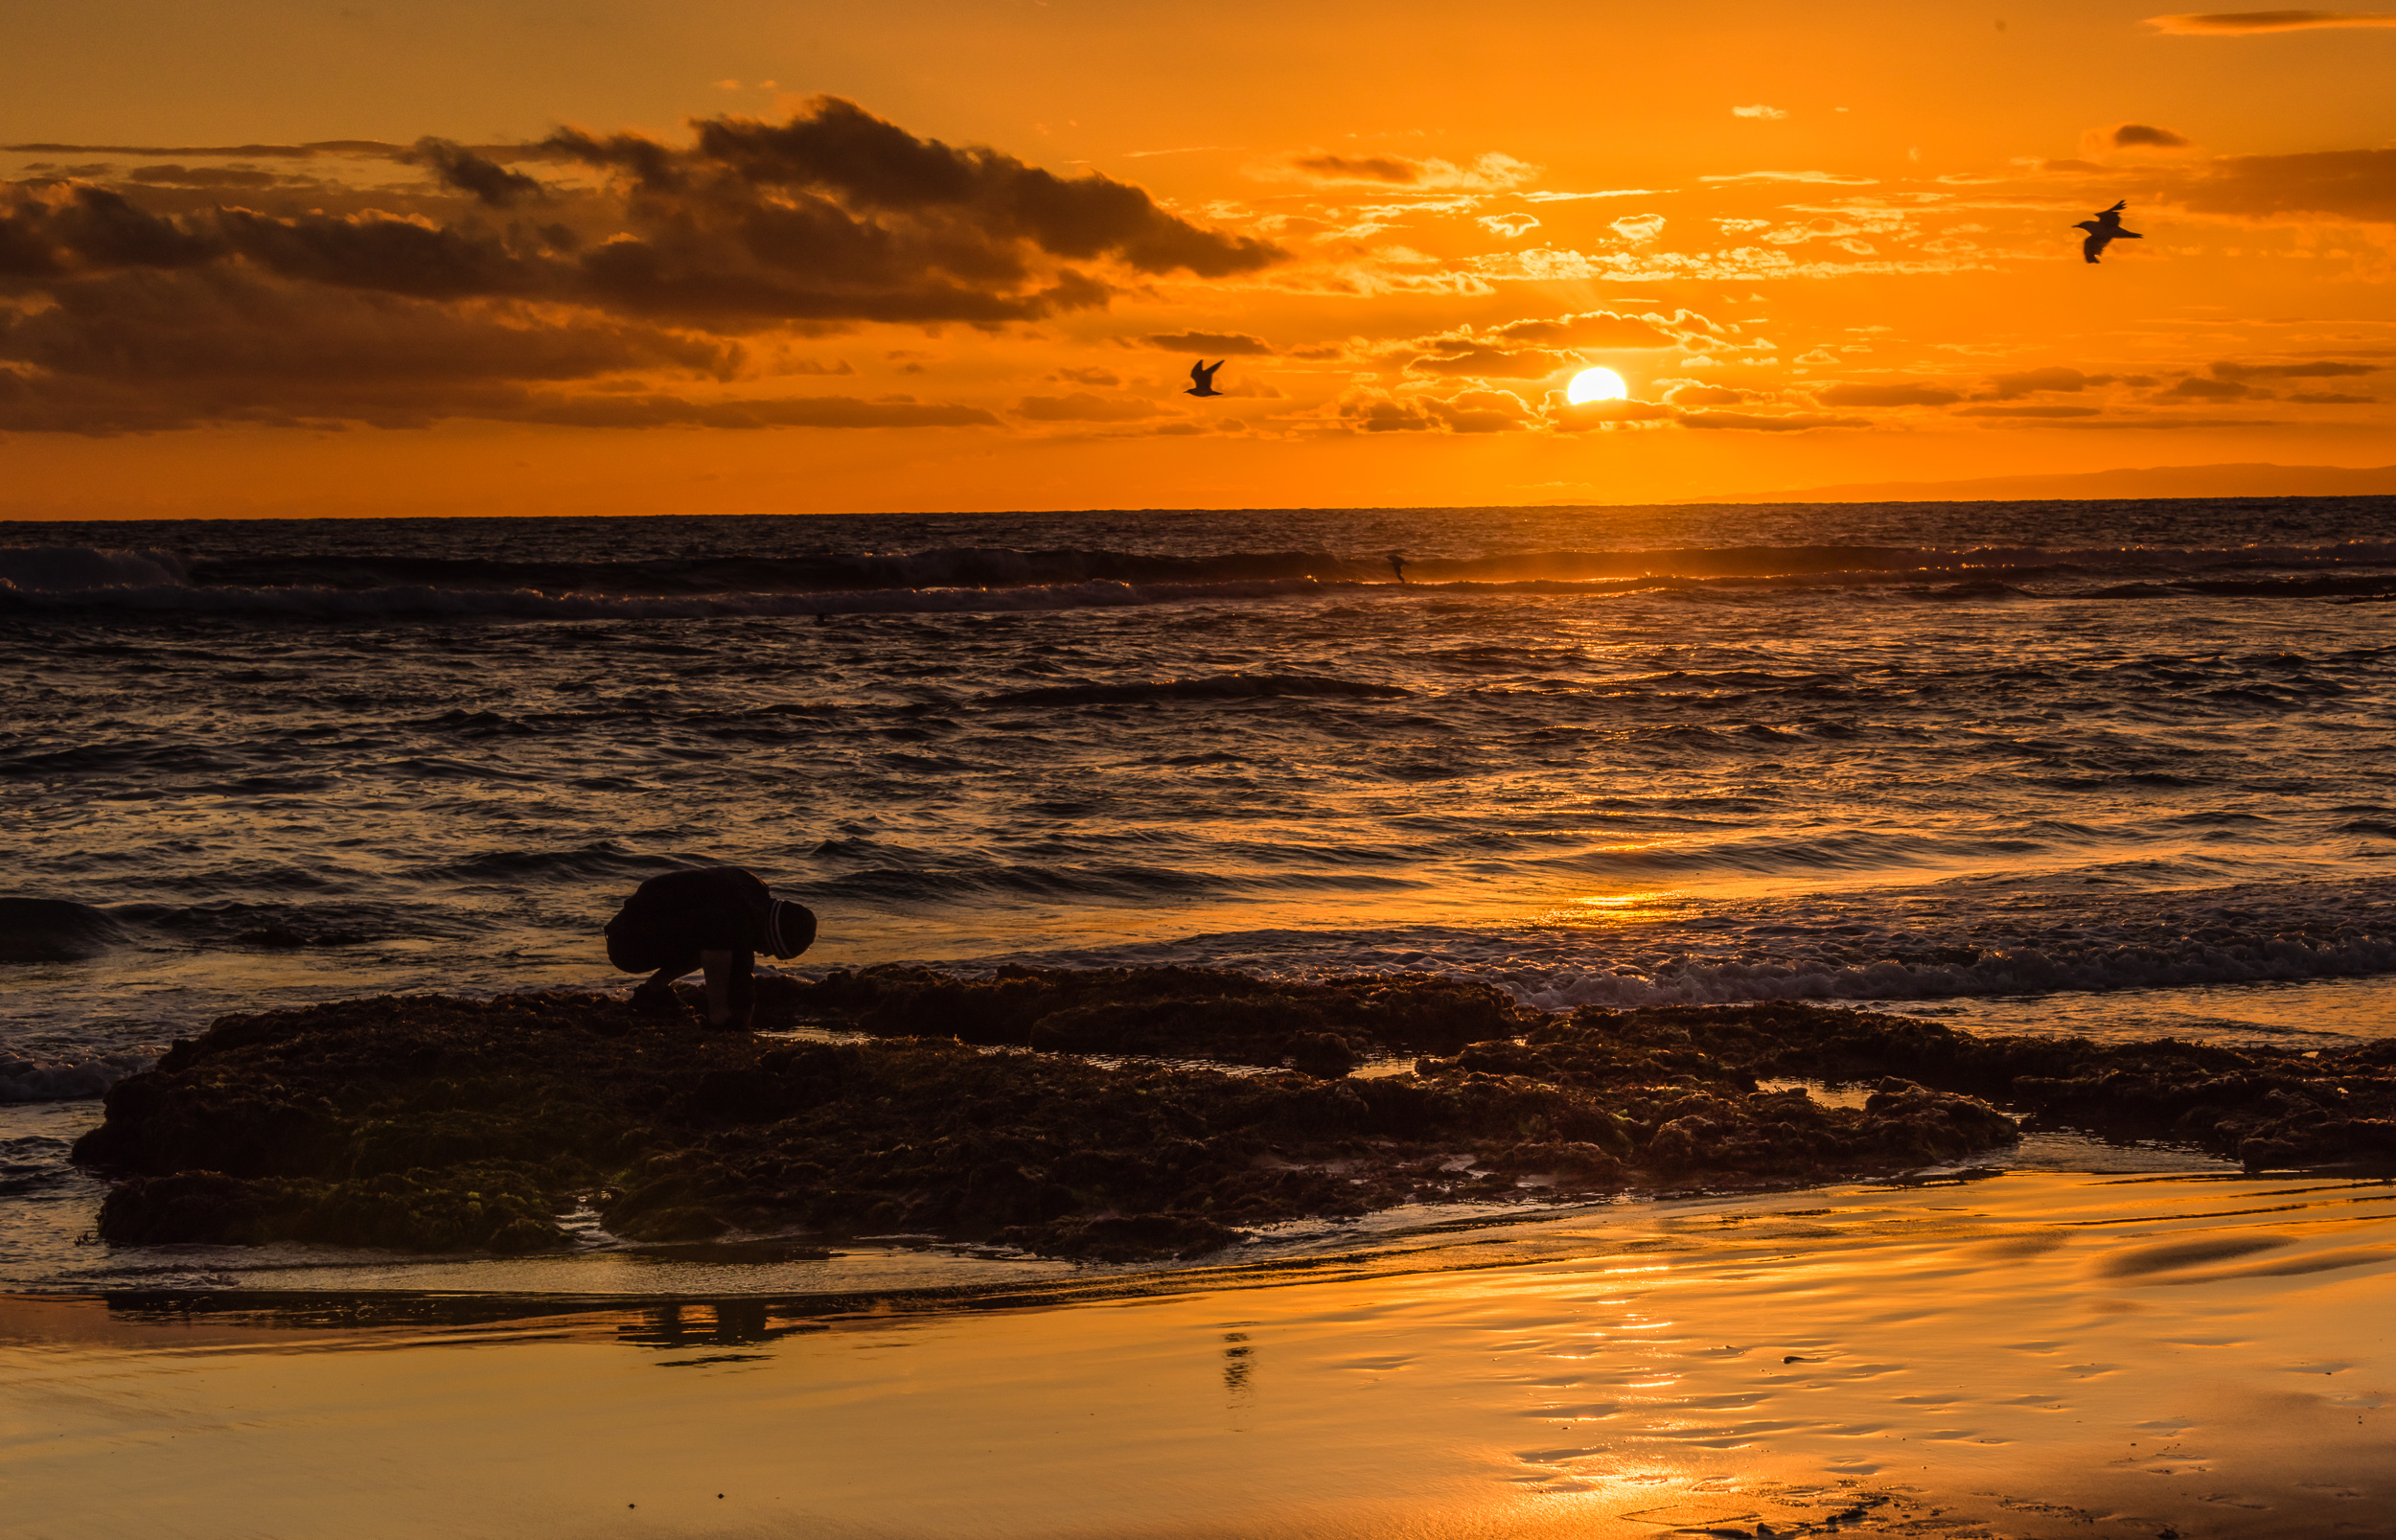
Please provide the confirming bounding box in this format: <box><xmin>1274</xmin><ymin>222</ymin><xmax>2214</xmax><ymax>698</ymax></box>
<box><xmin>1186</xmin><ymin>359</ymin><xmax>1225</xmax><ymax>397</ymax></box>
<box><xmin>2072</xmin><ymin>200</ymin><xmax>2141</xmax><ymax>264</ymax></box>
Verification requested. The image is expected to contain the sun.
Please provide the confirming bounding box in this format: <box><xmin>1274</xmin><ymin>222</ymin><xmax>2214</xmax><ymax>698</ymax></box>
<box><xmin>1566</xmin><ymin>367</ymin><xmax>1627</xmax><ymax>403</ymax></box>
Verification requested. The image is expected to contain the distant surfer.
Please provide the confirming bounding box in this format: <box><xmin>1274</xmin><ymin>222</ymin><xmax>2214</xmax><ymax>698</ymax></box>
<box><xmin>604</xmin><ymin>866</ymin><xmax>815</xmax><ymax>1032</ymax></box>
<box><xmin>1388</xmin><ymin>552</ymin><xmax>1409</xmax><ymax>584</ymax></box>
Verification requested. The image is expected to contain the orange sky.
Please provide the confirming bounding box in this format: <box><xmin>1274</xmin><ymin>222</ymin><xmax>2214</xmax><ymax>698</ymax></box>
<box><xmin>4</xmin><ymin>0</ymin><xmax>2393</xmax><ymax>517</ymax></box>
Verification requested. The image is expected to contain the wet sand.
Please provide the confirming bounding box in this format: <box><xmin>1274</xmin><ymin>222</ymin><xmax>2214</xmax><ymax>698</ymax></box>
<box><xmin>7</xmin><ymin>1168</ymin><xmax>2392</xmax><ymax>1539</ymax></box>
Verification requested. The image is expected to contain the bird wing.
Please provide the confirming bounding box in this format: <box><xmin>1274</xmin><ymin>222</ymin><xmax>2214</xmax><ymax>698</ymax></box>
<box><xmin>2082</xmin><ymin>233</ymin><xmax>2106</xmax><ymax>262</ymax></box>
<box><xmin>2104</xmin><ymin>199</ymin><xmax>2127</xmax><ymax>214</ymax></box>
<box><xmin>1189</xmin><ymin>359</ymin><xmax>1206</xmax><ymax>383</ymax></box>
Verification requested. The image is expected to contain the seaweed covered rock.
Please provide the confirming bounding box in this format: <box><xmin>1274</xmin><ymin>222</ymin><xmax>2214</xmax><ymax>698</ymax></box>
<box><xmin>91</xmin><ymin>982</ymin><xmax>2395</xmax><ymax>1264</ymax></box>
<box><xmin>783</xmin><ymin>964</ymin><xmax>1529</xmax><ymax>1072</ymax></box>
<box><xmin>1548</xmin><ymin>1002</ymin><xmax>2396</xmax><ymax>1170</ymax></box>
<box><xmin>71</xmin><ymin>983</ymin><xmax>2048</xmax><ymax>1262</ymax></box>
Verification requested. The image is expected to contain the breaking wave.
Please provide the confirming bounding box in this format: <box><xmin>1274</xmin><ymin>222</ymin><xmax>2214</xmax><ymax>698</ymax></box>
<box><xmin>1</xmin><ymin>1047</ymin><xmax>162</xmax><ymax>1103</ymax></box>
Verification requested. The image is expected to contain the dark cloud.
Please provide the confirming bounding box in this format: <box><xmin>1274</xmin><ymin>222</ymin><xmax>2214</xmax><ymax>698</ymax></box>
<box><xmin>2146</xmin><ymin>11</ymin><xmax>2396</xmax><ymax>34</ymax></box>
<box><xmin>2288</xmin><ymin>391</ymin><xmax>2378</xmax><ymax>402</ymax></box>
<box><xmin>1013</xmin><ymin>392</ymin><xmax>1166</xmax><ymax>422</ymax></box>
<box><xmin>1814</xmin><ymin>380</ymin><xmax>1964</xmax><ymax>406</ymax></box>
<box><xmin>1142</xmin><ymin>331</ymin><xmax>1275</xmax><ymax>355</ymax></box>
<box><xmin>1985</xmin><ymin>366</ymin><xmax>2111</xmax><ymax>397</ymax></box>
<box><xmin>1291</xmin><ymin>153</ymin><xmax>1421</xmax><ymax>185</ymax></box>
<box><xmin>125</xmin><ymin>166</ymin><xmax>296</xmax><ymax>190</ymax></box>
<box><xmin>2111</xmin><ymin>124</ymin><xmax>2193</xmax><ymax>149</ymax></box>
<box><xmin>1951</xmin><ymin>404</ymin><xmax>2105</xmax><ymax>417</ymax></box>
<box><xmin>2168</xmin><ymin>148</ymin><xmax>2396</xmax><ymax>224</ymax></box>
<box><xmin>0</xmin><ymin>265</ymin><xmax>749</xmax><ymax>432</ymax></box>
<box><xmin>2046</xmin><ymin>415</ymin><xmax>2274</xmax><ymax>428</ymax></box>
<box><xmin>2211</xmin><ymin>358</ymin><xmax>2380</xmax><ymax>379</ymax></box>
<box><xmin>1663</xmin><ymin>382</ymin><xmax>1751</xmax><ymax>406</ymax></box>
<box><xmin>2</xmin><ymin>140</ymin><xmax>406</xmax><ymax>158</ymax></box>
<box><xmin>0</xmin><ymin>98</ymin><xmax>1280</xmax><ymax>432</ymax></box>
<box><xmin>406</xmin><ymin>138</ymin><xmax>545</xmax><ymax>209</ymax></box>
<box><xmin>512</xmin><ymin>394</ymin><xmax>998</xmax><ymax>430</ymax></box>
<box><xmin>2154</xmin><ymin>376</ymin><xmax>2256</xmax><ymax>399</ymax></box>
<box><xmin>1340</xmin><ymin>388</ymin><xmax>1539</xmax><ymax>433</ymax></box>
<box><xmin>1679</xmin><ymin>410</ymin><xmax>1870</xmax><ymax>431</ymax></box>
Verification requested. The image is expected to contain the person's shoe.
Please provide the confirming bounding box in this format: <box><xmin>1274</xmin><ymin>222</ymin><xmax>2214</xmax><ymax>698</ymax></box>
<box><xmin>631</xmin><ymin>985</ymin><xmax>688</xmax><ymax>1019</ymax></box>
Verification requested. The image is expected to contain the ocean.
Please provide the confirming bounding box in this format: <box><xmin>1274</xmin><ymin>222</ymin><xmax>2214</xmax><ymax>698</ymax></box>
<box><xmin>5</xmin><ymin>496</ymin><xmax>2395</xmax><ymax>1289</ymax></box>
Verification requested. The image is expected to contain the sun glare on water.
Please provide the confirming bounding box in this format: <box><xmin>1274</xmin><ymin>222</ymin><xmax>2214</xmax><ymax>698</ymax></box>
<box><xmin>1565</xmin><ymin>367</ymin><xmax>1627</xmax><ymax>403</ymax></box>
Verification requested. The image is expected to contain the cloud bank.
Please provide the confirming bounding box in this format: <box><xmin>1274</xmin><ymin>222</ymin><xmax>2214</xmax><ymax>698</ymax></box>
<box><xmin>0</xmin><ymin>97</ymin><xmax>1281</xmax><ymax>433</ymax></box>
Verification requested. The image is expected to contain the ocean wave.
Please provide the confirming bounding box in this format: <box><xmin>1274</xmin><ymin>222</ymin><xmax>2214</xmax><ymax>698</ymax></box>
<box><xmin>1</xmin><ymin>568</ymin><xmax>1339</xmax><ymax>621</ymax></box>
<box><xmin>1507</xmin><ymin>931</ymin><xmax>2396</xmax><ymax>1012</ymax></box>
<box><xmin>965</xmin><ymin>877</ymin><xmax>2396</xmax><ymax>1016</ymax></box>
<box><xmin>983</xmin><ymin>674</ymin><xmax>1410</xmax><ymax>706</ymax></box>
<box><xmin>1</xmin><ymin>1047</ymin><xmax>163</xmax><ymax>1103</ymax></box>
<box><xmin>10</xmin><ymin>538</ymin><xmax>2396</xmax><ymax>618</ymax></box>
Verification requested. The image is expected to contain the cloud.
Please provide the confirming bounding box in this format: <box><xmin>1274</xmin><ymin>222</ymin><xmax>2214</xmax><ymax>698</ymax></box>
<box><xmin>2108</xmin><ymin>123</ymin><xmax>2194</xmax><ymax>149</ymax></box>
<box><xmin>1141</xmin><ymin>330</ymin><xmax>1275</xmax><ymax>355</ymax></box>
<box><xmin>1951</xmin><ymin>403</ymin><xmax>2105</xmax><ymax>417</ymax></box>
<box><xmin>1698</xmin><ymin>171</ymin><xmax>1878</xmax><ymax>185</ymax></box>
<box><xmin>1014</xmin><ymin>391</ymin><xmax>1169</xmax><ymax>421</ymax></box>
<box><xmin>1290</xmin><ymin>153</ymin><xmax>1421</xmax><ymax>185</ymax></box>
<box><xmin>1521</xmin><ymin>188</ymin><xmax>1662</xmax><ymax>202</ymax></box>
<box><xmin>1398</xmin><ymin>309</ymin><xmax>1693</xmax><ymax>379</ymax></box>
<box><xmin>2146</xmin><ymin>10</ymin><xmax>2396</xmax><ymax>32</ymax></box>
<box><xmin>1731</xmin><ymin>104</ymin><xmax>1790</xmax><ymax>120</ymax></box>
<box><xmin>1477</xmin><ymin>213</ymin><xmax>1540</xmax><ymax>237</ymax></box>
<box><xmin>405</xmin><ymin>137</ymin><xmax>545</xmax><ymax>208</ymax></box>
<box><xmin>124</xmin><ymin>166</ymin><xmax>300</xmax><ymax>191</ymax></box>
<box><xmin>1678</xmin><ymin>409</ymin><xmax>1870</xmax><ymax>431</ymax></box>
<box><xmin>1662</xmin><ymin>380</ymin><xmax>1752</xmax><ymax>405</ymax></box>
<box><xmin>2210</xmin><ymin>357</ymin><xmax>2381</xmax><ymax>379</ymax></box>
<box><xmin>1546</xmin><ymin>396</ymin><xmax>1676</xmax><ymax>430</ymax></box>
<box><xmin>1284</xmin><ymin>151</ymin><xmax>1537</xmax><ymax>191</ymax></box>
<box><xmin>1051</xmin><ymin>366</ymin><xmax>1120</xmax><ymax>386</ymax></box>
<box><xmin>2288</xmin><ymin>391</ymin><xmax>2378</xmax><ymax>402</ymax></box>
<box><xmin>1814</xmin><ymin>379</ymin><xmax>1964</xmax><ymax>406</ymax></box>
<box><xmin>1340</xmin><ymin>387</ymin><xmax>1540</xmax><ymax>433</ymax></box>
<box><xmin>0</xmin><ymin>98</ymin><xmax>1284</xmax><ymax>432</ymax></box>
<box><xmin>516</xmin><ymin>394</ymin><xmax>999</xmax><ymax>429</ymax></box>
<box><xmin>1609</xmin><ymin>214</ymin><xmax>1666</xmax><ymax>243</ymax></box>
<box><xmin>1985</xmin><ymin>365</ymin><xmax>2111</xmax><ymax>397</ymax></box>
<box><xmin>2164</xmin><ymin>148</ymin><xmax>2396</xmax><ymax>224</ymax></box>
<box><xmin>2</xmin><ymin>139</ymin><xmax>408</xmax><ymax>159</ymax></box>
<box><xmin>2154</xmin><ymin>376</ymin><xmax>2256</xmax><ymax>399</ymax></box>
<box><xmin>0</xmin><ymin>264</ymin><xmax>758</xmax><ymax>431</ymax></box>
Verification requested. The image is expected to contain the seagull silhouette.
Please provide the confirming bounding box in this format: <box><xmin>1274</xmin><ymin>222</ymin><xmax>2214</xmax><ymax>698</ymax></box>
<box><xmin>1186</xmin><ymin>358</ymin><xmax>1225</xmax><ymax>397</ymax></box>
<box><xmin>2072</xmin><ymin>200</ymin><xmax>2141</xmax><ymax>264</ymax></box>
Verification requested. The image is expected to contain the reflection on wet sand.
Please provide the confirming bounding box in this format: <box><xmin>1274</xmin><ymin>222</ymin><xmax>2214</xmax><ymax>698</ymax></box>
<box><xmin>4</xmin><ymin>1169</ymin><xmax>2391</xmax><ymax>1538</ymax></box>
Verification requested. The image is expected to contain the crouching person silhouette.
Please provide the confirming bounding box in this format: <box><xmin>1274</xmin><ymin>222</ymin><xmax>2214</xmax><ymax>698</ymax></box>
<box><xmin>605</xmin><ymin>866</ymin><xmax>816</xmax><ymax>1031</ymax></box>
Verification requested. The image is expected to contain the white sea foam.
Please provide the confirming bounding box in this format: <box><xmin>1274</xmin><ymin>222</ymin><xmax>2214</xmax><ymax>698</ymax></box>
<box><xmin>0</xmin><ymin>546</ymin><xmax>188</xmax><ymax>594</ymax></box>
<box><xmin>964</xmin><ymin>877</ymin><xmax>2396</xmax><ymax>1021</ymax></box>
<box><xmin>0</xmin><ymin>1047</ymin><xmax>164</xmax><ymax>1103</ymax></box>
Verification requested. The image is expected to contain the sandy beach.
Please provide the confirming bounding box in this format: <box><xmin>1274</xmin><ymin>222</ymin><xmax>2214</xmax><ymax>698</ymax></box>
<box><xmin>8</xmin><ymin>1164</ymin><xmax>2390</xmax><ymax>1539</ymax></box>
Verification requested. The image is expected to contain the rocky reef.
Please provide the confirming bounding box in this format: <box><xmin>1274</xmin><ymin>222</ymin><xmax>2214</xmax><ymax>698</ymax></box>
<box><xmin>70</xmin><ymin>967</ymin><xmax>2396</xmax><ymax>1261</ymax></box>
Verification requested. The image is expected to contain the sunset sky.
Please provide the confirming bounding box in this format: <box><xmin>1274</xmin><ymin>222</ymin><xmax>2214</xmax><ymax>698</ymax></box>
<box><xmin>5</xmin><ymin>0</ymin><xmax>2394</xmax><ymax>517</ymax></box>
